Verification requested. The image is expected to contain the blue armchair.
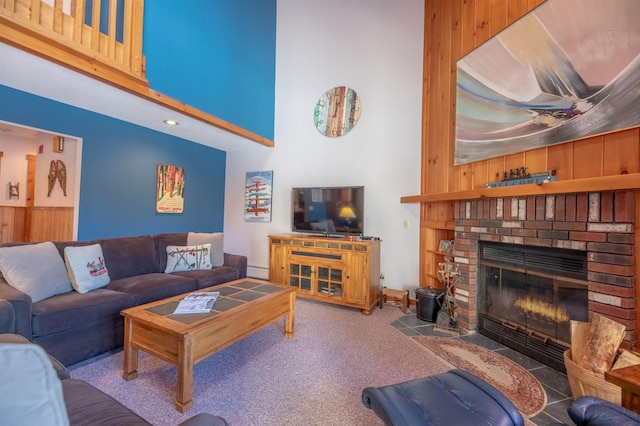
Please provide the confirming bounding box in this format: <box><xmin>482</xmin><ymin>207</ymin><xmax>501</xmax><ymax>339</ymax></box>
<box><xmin>568</xmin><ymin>396</ymin><xmax>640</xmax><ymax>426</ymax></box>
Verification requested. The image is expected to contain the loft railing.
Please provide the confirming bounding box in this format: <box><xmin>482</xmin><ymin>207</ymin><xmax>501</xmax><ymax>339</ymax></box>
<box><xmin>0</xmin><ymin>0</ymin><xmax>147</xmax><ymax>86</ymax></box>
<box><xmin>0</xmin><ymin>0</ymin><xmax>276</xmax><ymax>147</ymax></box>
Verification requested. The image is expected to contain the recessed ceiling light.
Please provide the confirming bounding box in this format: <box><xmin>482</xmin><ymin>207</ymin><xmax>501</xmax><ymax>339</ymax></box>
<box><xmin>163</xmin><ymin>119</ymin><xmax>179</xmax><ymax>126</ymax></box>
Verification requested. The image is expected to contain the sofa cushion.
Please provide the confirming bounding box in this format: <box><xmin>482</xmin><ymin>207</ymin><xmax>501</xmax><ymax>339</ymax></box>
<box><xmin>0</xmin><ymin>342</ymin><xmax>69</xmax><ymax>426</ymax></box>
<box><xmin>106</xmin><ymin>273</ymin><xmax>197</xmax><ymax>305</ymax></box>
<box><xmin>188</xmin><ymin>232</ymin><xmax>224</xmax><ymax>266</ymax></box>
<box><xmin>94</xmin><ymin>236</ymin><xmax>159</xmax><ymax>280</ymax></box>
<box><xmin>174</xmin><ymin>266</ymin><xmax>240</xmax><ymax>290</ymax></box>
<box><xmin>62</xmin><ymin>378</ymin><xmax>149</xmax><ymax>425</ymax></box>
<box><xmin>153</xmin><ymin>233</ymin><xmax>188</xmax><ymax>272</ymax></box>
<box><xmin>31</xmin><ymin>289</ymin><xmax>135</xmax><ymax>337</ymax></box>
<box><xmin>0</xmin><ymin>242</ymin><xmax>73</xmax><ymax>303</ymax></box>
<box><xmin>165</xmin><ymin>244</ymin><xmax>212</xmax><ymax>272</ymax></box>
<box><xmin>64</xmin><ymin>244</ymin><xmax>111</xmax><ymax>294</ymax></box>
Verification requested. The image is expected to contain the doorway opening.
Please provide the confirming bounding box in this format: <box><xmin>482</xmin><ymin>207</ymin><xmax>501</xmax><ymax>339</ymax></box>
<box><xmin>0</xmin><ymin>120</ymin><xmax>81</xmax><ymax>242</ymax></box>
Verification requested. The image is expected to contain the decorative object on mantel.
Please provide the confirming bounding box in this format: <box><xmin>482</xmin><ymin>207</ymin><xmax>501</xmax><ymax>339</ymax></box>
<box><xmin>313</xmin><ymin>86</ymin><xmax>361</xmax><ymax>137</ymax></box>
<box><xmin>486</xmin><ymin>169</ymin><xmax>557</xmax><ymax>188</ymax></box>
<box><xmin>9</xmin><ymin>182</ymin><xmax>19</xmax><ymax>199</ymax></box>
<box><xmin>454</xmin><ymin>0</ymin><xmax>640</xmax><ymax>165</ymax></box>
<box><xmin>435</xmin><ymin>254</ymin><xmax>458</xmax><ymax>333</ymax></box>
<box><xmin>47</xmin><ymin>160</ymin><xmax>67</xmax><ymax>197</ymax></box>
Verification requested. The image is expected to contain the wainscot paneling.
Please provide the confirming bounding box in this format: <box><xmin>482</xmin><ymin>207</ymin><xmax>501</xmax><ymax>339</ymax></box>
<box><xmin>0</xmin><ymin>206</ymin><xmax>26</xmax><ymax>243</ymax></box>
<box><xmin>29</xmin><ymin>207</ymin><xmax>74</xmax><ymax>242</ymax></box>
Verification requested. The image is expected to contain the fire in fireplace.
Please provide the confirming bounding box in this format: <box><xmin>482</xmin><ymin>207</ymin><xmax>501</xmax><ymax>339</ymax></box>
<box><xmin>478</xmin><ymin>242</ymin><xmax>588</xmax><ymax>371</ymax></box>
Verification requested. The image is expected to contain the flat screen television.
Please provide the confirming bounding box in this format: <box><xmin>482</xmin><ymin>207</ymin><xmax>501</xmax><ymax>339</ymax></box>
<box><xmin>291</xmin><ymin>186</ymin><xmax>364</xmax><ymax>236</ymax></box>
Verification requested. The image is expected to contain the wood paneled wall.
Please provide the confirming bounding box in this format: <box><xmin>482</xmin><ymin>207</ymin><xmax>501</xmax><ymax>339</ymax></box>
<box><xmin>0</xmin><ymin>206</ymin><xmax>26</xmax><ymax>243</ymax></box>
<box><xmin>28</xmin><ymin>207</ymin><xmax>74</xmax><ymax>242</ymax></box>
<box><xmin>420</xmin><ymin>0</ymin><xmax>640</xmax><ymax>286</ymax></box>
<box><xmin>0</xmin><ymin>206</ymin><xmax>73</xmax><ymax>244</ymax></box>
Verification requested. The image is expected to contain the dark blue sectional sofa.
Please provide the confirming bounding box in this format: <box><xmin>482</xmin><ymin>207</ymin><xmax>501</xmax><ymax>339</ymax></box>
<box><xmin>0</xmin><ymin>233</ymin><xmax>247</xmax><ymax>365</ymax></box>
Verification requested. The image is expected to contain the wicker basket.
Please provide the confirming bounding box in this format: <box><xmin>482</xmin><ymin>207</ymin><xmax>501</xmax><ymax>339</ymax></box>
<box><xmin>563</xmin><ymin>349</ymin><xmax>621</xmax><ymax>404</ymax></box>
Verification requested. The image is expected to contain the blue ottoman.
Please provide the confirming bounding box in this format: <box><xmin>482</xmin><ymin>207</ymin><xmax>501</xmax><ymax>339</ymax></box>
<box><xmin>362</xmin><ymin>369</ymin><xmax>524</xmax><ymax>426</ymax></box>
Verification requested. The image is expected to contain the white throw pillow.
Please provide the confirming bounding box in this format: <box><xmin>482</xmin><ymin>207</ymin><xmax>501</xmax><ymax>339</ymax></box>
<box><xmin>0</xmin><ymin>343</ymin><xmax>69</xmax><ymax>426</ymax></box>
<box><xmin>64</xmin><ymin>244</ymin><xmax>111</xmax><ymax>294</ymax></box>
<box><xmin>187</xmin><ymin>232</ymin><xmax>224</xmax><ymax>266</ymax></box>
<box><xmin>165</xmin><ymin>244</ymin><xmax>213</xmax><ymax>273</ymax></box>
<box><xmin>0</xmin><ymin>242</ymin><xmax>73</xmax><ymax>302</ymax></box>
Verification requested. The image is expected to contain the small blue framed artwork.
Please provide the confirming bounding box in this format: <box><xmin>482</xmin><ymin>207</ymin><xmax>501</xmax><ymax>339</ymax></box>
<box><xmin>245</xmin><ymin>170</ymin><xmax>273</xmax><ymax>222</ymax></box>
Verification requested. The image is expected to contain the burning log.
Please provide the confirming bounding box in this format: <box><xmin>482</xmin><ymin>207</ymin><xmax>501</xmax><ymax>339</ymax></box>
<box><xmin>516</xmin><ymin>295</ymin><xmax>569</xmax><ymax>322</ymax></box>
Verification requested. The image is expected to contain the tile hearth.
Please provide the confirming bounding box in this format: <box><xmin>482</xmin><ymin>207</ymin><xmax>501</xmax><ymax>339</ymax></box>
<box><xmin>392</xmin><ymin>309</ymin><xmax>574</xmax><ymax>426</ymax></box>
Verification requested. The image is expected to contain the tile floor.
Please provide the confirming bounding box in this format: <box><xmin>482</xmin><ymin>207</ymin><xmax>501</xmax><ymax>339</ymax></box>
<box><xmin>391</xmin><ymin>308</ymin><xmax>574</xmax><ymax>426</ymax></box>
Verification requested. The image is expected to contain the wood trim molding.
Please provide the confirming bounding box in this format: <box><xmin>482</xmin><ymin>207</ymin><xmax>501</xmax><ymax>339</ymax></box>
<box><xmin>402</xmin><ymin>173</ymin><xmax>640</xmax><ymax>203</ymax></box>
<box><xmin>0</xmin><ymin>15</ymin><xmax>275</xmax><ymax>148</ymax></box>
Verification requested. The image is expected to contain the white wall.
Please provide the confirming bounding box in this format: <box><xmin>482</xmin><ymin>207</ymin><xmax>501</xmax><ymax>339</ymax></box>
<box><xmin>224</xmin><ymin>0</ymin><xmax>424</xmax><ymax>293</ymax></box>
<box><xmin>34</xmin><ymin>133</ymin><xmax>77</xmax><ymax>207</ymax></box>
<box><xmin>0</xmin><ymin>132</ymin><xmax>35</xmax><ymax>206</ymax></box>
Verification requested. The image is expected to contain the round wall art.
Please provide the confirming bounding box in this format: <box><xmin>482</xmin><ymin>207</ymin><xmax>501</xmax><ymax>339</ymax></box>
<box><xmin>313</xmin><ymin>86</ymin><xmax>361</xmax><ymax>137</ymax></box>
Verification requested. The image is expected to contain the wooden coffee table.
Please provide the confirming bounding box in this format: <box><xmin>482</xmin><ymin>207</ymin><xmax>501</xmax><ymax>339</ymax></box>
<box><xmin>121</xmin><ymin>278</ymin><xmax>296</xmax><ymax>412</ymax></box>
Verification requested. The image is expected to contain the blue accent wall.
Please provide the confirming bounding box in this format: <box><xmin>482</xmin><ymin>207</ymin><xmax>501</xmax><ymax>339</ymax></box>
<box><xmin>0</xmin><ymin>85</ymin><xmax>226</xmax><ymax>241</ymax></box>
<box><xmin>143</xmin><ymin>0</ymin><xmax>276</xmax><ymax>140</ymax></box>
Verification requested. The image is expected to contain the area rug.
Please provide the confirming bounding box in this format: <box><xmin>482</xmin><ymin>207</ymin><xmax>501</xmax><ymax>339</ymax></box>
<box><xmin>68</xmin><ymin>300</ymin><xmax>451</xmax><ymax>426</ymax></box>
<box><xmin>412</xmin><ymin>336</ymin><xmax>547</xmax><ymax>417</ymax></box>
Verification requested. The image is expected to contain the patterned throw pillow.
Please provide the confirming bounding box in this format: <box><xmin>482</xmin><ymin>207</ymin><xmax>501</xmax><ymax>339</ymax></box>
<box><xmin>64</xmin><ymin>244</ymin><xmax>111</xmax><ymax>294</ymax></box>
<box><xmin>164</xmin><ymin>244</ymin><xmax>212</xmax><ymax>273</ymax></box>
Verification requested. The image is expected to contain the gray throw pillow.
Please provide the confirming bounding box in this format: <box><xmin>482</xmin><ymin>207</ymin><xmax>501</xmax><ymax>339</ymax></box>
<box><xmin>187</xmin><ymin>232</ymin><xmax>224</xmax><ymax>266</ymax></box>
<box><xmin>0</xmin><ymin>242</ymin><xmax>73</xmax><ymax>302</ymax></box>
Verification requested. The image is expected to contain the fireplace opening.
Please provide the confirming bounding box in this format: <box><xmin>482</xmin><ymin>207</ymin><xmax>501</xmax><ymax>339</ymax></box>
<box><xmin>478</xmin><ymin>242</ymin><xmax>589</xmax><ymax>372</ymax></box>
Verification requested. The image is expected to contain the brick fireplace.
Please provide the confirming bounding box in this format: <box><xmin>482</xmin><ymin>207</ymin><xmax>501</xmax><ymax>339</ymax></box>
<box><xmin>453</xmin><ymin>191</ymin><xmax>637</xmax><ymax>352</ymax></box>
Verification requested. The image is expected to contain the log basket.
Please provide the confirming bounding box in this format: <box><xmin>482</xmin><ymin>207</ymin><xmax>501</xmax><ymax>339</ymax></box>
<box><xmin>563</xmin><ymin>349</ymin><xmax>621</xmax><ymax>404</ymax></box>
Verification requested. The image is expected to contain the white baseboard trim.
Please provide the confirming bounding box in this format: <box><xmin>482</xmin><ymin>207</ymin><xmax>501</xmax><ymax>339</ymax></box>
<box><xmin>247</xmin><ymin>265</ymin><xmax>269</xmax><ymax>280</ymax></box>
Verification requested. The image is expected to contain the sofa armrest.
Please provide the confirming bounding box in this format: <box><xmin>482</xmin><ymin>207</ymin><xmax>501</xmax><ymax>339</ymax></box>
<box><xmin>0</xmin><ymin>280</ymin><xmax>32</xmax><ymax>339</ymax></box>
<box><xmin>178</xmin><ymin>413</ymin><xmax>228</xmax><ymax>426</ymax></box>
<box><xmin>0</xmin><ymin>299</ymin><xmax>15</xmax><ymax>333</ymax></box>
<box><xmin>224</xmin><ymin>253</ymin><xmax>247</xmax><ymax>279</ymax></box>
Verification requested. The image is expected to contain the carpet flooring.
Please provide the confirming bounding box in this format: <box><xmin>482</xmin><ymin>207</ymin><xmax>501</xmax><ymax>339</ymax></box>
<box><xmin>69</xmin><ymin>299</ymin><xmax>452</xmax><ymax>425</ymax></box>
<box><xmin>413</xmin><ymin>336</ymin><xmax>547</xmax><ymax>417</ymax></box>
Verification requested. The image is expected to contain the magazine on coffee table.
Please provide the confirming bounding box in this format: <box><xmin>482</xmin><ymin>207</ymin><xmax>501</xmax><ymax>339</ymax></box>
<box><xmin>173</xmin><ymin>291</ymin><xmax>220</xmax><ymax>314</ymax></box>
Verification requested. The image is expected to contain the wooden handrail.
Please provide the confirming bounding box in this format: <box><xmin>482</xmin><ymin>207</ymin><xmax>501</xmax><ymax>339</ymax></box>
<box><xmin>401</xmin><ymin>173</ymin><xmax>640</xmax><ymax>203</ymax></box>
<box><xmin>0</xmin><ymin>0</ymin><xmax>146</xmax><ymax>82</ymax></box>
<box><xmin>0</xmin><ymin>0</ymin><xmax>275</xmax><ymax>148</ymax></box>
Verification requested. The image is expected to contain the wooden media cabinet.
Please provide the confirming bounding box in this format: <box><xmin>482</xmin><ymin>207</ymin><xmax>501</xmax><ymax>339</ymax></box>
<box><xmin>268</xmin><ymin>234</ymin><xmax>381</xmax><ymax>314</ymax></box>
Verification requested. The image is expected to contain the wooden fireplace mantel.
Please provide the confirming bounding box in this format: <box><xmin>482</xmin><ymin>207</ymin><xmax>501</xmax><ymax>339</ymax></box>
<box><xmin>401</xmin><ymin>173</ymin><xmax>640</xmax><ymax>203</ymax></box>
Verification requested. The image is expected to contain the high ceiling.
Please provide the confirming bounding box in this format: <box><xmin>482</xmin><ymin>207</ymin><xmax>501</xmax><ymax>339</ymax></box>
<box><xmin>0</xmin><ymin>42</ymin><xmax>271</xmax><ymax>152</ymax></box>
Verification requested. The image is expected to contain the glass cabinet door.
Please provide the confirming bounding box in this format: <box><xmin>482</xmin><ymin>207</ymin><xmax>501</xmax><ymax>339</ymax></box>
<box><xmin>317</xmin><ymin>265</ymin><xmax>343</xmax><ymax>297</ymax></box>
<box><xmin>290</xmin><ymin>262</ymin><xmax>312</xmax><ymax>291</ymax></box>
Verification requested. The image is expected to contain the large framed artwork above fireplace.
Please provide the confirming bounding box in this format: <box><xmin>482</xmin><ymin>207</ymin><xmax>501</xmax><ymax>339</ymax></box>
<box><xmin>453</xmin><ymin>190</ymin><xmax>636</xmax><ymax>372</ymax></box>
